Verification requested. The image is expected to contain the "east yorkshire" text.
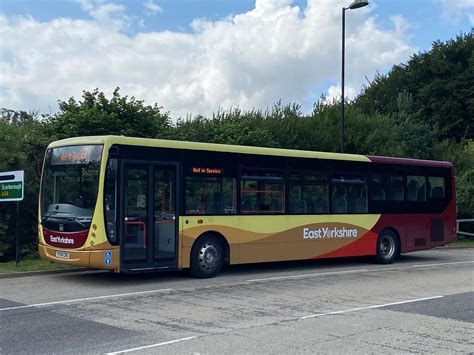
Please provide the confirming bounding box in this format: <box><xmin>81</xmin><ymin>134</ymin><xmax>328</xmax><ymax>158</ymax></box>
<box><xmin>303</xmin><ymin>227</ymin><xmax>358</xmax><ymax>239</ymax></box>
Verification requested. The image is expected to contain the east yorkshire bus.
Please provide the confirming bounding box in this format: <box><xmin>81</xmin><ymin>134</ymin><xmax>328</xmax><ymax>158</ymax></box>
<box><xmin>38</xmin><ymin>136</ymin><xmax>456</xmax><ymax>277</ymax></box>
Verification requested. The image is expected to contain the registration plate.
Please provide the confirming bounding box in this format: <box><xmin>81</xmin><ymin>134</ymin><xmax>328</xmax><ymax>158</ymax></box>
<box><xmin>55</xmin><ymin>250</ymin><xmax>70</xmax><ymax>259</ymax></box>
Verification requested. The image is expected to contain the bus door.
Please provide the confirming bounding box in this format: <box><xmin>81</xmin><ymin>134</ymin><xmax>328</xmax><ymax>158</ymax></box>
<box><xmin>121</xmin><ymin>162</ymin><xmax>178</xmax><ymax>271</ymax></box>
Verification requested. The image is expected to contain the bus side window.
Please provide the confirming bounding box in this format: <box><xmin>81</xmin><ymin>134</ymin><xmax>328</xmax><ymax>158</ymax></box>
<box><xmin>240</xmin><ymin>170</ymin><xmax>285</xmax><ymax>214</ymax></box>
<box><xmin>332</xmin><ymin>175</ymin><xmax>367</xmax><ymax>214</ymax></box>
<box><xmin>289</xmin><ymin>173</ymin><xmax>328</xmax><ymax>214</ymax></box>
<box><xmin>428</xmin><ymin>176</ymin><xmax>445</xmax><ymax>198</ymax></box>
<box><xmin>407</xmin><ymin>175</ymin><xmax>426</xmax><ymax>201</ymax></box>
<box><xmin>372</xmin><ymin>174</ymin><xmax>404</xmax><ymax>201</ymax></box>
<box><xmin>185</xmin><ymin>177</ymin><xmax>236</xmax><ymax>215</ymax></box>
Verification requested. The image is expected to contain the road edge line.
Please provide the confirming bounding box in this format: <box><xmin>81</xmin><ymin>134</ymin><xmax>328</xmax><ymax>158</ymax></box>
<box><xmin>300</xmin><ymin>295</ymin><xmax>444</xmax><ymax>319</ymax></box>
<box><xmin>107</xmin><ymin>336</ymin><xmax>197</xmax><ymax>354</ymax></box>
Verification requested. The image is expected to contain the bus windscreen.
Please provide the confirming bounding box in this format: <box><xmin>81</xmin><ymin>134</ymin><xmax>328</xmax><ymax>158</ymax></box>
<box><xmin>41</xmin><ymin>145</ymin><xmax>103</xmax><ymax>232</ymax></box>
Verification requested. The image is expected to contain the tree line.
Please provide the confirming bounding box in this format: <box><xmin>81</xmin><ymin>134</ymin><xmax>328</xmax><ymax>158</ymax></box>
<box><xmin>0</xmin><ymin>32</ymin><xmax>472</xmax><ymax>262</ymax></box>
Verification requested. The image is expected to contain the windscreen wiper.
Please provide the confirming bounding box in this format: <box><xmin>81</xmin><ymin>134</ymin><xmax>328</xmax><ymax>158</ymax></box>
<box><xmin>67</xmin><ymin>218</ymin><xmax>88</xmax><ymax>229</ymax></box>
<box><xmin>41</xmin><ymin>211</ymin><xmax>60</xmax><ymax>224</ymax></box>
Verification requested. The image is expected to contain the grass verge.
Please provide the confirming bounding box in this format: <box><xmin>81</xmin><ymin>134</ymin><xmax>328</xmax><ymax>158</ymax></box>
<box><xmin>439</xmin><ymin>237</ymin><xmax>474</xmax><ymax>249</ymax></box>
<box><xmin>0</xmin><ymin>258</ymin><xmax>72</xmax><ymax>273</ymax></box>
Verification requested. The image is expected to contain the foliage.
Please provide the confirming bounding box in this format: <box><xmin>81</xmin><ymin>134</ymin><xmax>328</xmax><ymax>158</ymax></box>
<box><xmin>0</xmin><ymin>109</ymin><xmax>49</xmax><ymax>261</ymax></box>
<box><xmin>356</xmin><ymin>32</ymin><xmax>473</xmax><ymax>142</ymax></box>
<box><xmin>450</xmin><ymin>141</ymin><xmax>474</xmax><ymax>218</ymax></box>
<box><xmin>172</xmin><ymin>101</ymin><xmax>402</xmax><ymax>157</ymax></box>
<box><xmin>46</xmin><ymin>88</ymin><xmax>172</xmax><ymax>139</ymax></box>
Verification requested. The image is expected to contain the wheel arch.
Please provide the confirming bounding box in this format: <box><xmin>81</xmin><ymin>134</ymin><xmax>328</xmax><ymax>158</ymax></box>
<box><xmin>379</xmin><ymin>227</ymin><xmax>402</xmax><ymax>256</ymax></box>
<box><xmin>191</xmin><ymin>231</ymin><xmax>231</xmax><ymax>265</ymax></box>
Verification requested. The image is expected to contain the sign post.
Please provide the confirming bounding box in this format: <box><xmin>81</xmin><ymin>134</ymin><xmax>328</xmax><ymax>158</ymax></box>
<box><xmin>0</xmin><ymin>171</ymin><xmax>25</xmax><ymax>267</ymax></box>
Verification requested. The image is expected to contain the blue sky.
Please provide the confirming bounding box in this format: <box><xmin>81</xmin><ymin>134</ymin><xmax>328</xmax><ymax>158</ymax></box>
<box><xmin>2</xmin><ymin>0</ymin><xmax>471</xmax><ymax>49</ymax></box>
<box><xmin>0</xmin><ymin>0</ymin><xmax>472</xmax><ymax>117</ymax></box>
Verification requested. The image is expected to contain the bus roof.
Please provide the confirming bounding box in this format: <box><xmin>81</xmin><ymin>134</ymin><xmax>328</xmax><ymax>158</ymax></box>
<box><xmin>47</xmin><ymin>135</ymin><xmax>452</xmax><ymax>167</ymax></box>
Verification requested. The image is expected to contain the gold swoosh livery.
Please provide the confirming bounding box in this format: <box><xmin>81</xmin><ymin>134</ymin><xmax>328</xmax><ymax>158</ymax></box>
<box><xmin>180</xmin><ymin>215</ymin><xmax>381</xmax><ymax>267</ymax></box>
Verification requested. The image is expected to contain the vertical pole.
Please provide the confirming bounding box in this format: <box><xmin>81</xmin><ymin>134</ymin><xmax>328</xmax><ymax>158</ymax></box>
<box><xmin>341</xmin><ymin>7</ymin><xmax>346</xmax><ymax>154</ymax></box>
<box><xmin>15</xmin><ymin>201</ymin><xmax>20</xmax><ymax>267</ymax></box>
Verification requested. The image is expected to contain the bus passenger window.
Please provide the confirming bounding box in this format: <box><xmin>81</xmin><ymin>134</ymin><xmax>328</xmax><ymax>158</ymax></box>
<box><xmin>240</xmin><ymin>170</ymin><xmax>285</xmax><ymax>214</ymax></box>
<box><xmin>407</xmin><ymin>176</ymin><xmax>426</xmax><ymax>201</ymax></box>
<box><xmin>428</xmin><ymin>176</ymin><xmax>445</xmax><ymax>198</ymax></box>
<box><xmin>185</xmin><ymin>177</ymin><xmax>236</xmax><ymax>215</ymax></box>
<box><xmin>371</xmin><ymin>175</ymin><xmax>404</xmax><ymax>201</ymax></box>
<box><xmin>332</xmin><ymin>176</ymin><xmax>367</xmax><ymax>213</ymax></box>
<box><xmin>289</xmin><ymin>173</ymin><xmax>328</xmax><ymax>214</ymax></box>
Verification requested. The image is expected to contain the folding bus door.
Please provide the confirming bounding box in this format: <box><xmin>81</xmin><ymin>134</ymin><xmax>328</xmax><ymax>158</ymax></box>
<box><xmin>121</xmin><ymin>162</ymin><xmax>178</xmax><ymax>271</ymax></box>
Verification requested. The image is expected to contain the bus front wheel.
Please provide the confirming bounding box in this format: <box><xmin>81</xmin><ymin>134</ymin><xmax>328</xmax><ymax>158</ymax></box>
<box><xmin>190</xmin><ymin>235</ymin><xmax>224</xmax><ymax>278</ymax></box>
<box><xmin>375</xmin><ymin>230</ymin><xmax>400</xmax><ymax>264</ymax></box>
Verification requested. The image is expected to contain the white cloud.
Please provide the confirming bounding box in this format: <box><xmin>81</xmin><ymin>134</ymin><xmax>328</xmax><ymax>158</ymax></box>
<box><xmin>0</xmin><ymin>0</ymin><xmax>415</xmax><ymax>118</ymax></box>
<box><xmin>390</xmin><ymin>15</ymin><xmax>413</xmax><ymax>35</ymax></box>
<box><xmin>327</xmin><ymin>84</ymin><xmax>357</xmax><ymax>102</ymax></box>
<box><xmin>76</xmin><ymin>0</ymin><xmax>131</xmax><ymax>30</ymax></box>
<box><xmin>143</xmin><ymin>0</ymin><xmax>163</xmax><ymax>16</ymax></box>
<box><xmin>436</xmin><ymin>0</ymin><xmax>474</xmax><ymax>25</ymax></box>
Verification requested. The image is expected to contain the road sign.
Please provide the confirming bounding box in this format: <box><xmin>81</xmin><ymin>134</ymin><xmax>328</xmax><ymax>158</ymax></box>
<box><xmin>0</xmin><ymin>170</ymin><xmax>24</xmax><ymax>202</ymax></box>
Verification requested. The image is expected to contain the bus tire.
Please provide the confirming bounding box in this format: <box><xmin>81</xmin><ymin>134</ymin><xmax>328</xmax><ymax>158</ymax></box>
<box><xmin>190</xmin><ymin>234</ymin><xmax>224</xmax><ymax>278</ymax></box>
<box><xmin>375</xmin><ymin>229</ymin><xmax>400</xmax><ymax>264</ymax></box>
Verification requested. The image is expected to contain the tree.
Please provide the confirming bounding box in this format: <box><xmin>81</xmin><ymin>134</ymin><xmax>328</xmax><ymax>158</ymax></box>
<box><xmin>356</xmin><ymin>32</ymin><xmax>474</xmax><ymax>142</ymax></box>
<box><xmin>0</xmin><ymin>110</ymin><xmax>49</xmax><ymax>261</ymax></box>
<box><xmin>46</xmin><ymin>88</ymin><xmax>172</xmax><ymax>139</ymax></box>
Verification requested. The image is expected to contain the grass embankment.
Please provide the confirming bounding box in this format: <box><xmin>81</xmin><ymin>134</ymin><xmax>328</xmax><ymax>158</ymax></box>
<box><xmin>0</xmin><ymin>258</ymin><xmax>72</xmax><ymax>273</ymax></box>
<box><xmin>442</xmin><ymin>237</ymin><xmax>474</xmax><ymax>249</ymax></box>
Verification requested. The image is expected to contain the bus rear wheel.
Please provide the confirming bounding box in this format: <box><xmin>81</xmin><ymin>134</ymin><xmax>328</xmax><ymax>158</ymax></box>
<box><xmin>190</xmin><ymin>235</ymin><xmax>224</xmax><ymax>278</ymax></box>
<box><xmin>375</xmin><ymin>230</ymin><xmax>400</xmax><ymax>264</ymax></box>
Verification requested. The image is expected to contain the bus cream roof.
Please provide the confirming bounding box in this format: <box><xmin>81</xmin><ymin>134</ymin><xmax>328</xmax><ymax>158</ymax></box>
<box><xmin>47</xmin><ymin>135</ymin><xmax>371</xmax><ymax>162</ymax></box>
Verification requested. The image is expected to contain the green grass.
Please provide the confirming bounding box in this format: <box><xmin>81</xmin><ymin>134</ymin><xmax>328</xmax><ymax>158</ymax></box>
<box><xmin>439</xmin><ymin>237</ymin><xmax>474</xmax><ymax>249</ymax></box>
<box><xmin>0</xmin><ymin>258</ymin><xmax>73</xmax><ymax>273</ymax></box>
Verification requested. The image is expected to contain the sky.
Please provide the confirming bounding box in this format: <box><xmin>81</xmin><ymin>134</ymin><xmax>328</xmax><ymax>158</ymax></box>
<box><xmin>0</xmin><ymin>0</ymin><xmax>473</xmax><ymax>119</ymax></box>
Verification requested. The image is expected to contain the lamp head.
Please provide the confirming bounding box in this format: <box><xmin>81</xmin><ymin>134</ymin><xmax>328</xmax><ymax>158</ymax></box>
<box><xmin>348</xmin><ymin>0</ymin><xmax>369</xmax><ymax>10</ymax></box>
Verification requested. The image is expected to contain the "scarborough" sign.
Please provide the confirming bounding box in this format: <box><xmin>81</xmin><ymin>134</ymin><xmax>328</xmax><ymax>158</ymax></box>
<box><xmin>0</xmin><ymin>170</ymin><xmax>24</xmax><ymax>202</ymax></box>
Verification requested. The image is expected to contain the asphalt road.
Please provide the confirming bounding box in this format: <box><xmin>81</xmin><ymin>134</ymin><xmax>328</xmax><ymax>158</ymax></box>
<box><xmin>0</xmin><ymin>248</ymin><xmax>473</xmax><ymax>354</ymax></box>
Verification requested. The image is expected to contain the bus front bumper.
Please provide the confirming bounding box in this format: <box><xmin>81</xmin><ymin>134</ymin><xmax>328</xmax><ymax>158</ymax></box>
<box><xmin>38</xmin><ymin>244</ymin><xmax>119</xmax><ymax>271</ymax></box>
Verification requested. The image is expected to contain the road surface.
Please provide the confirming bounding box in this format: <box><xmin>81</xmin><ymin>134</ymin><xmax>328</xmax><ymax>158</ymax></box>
<box><xmin>0</xmin><ymin>248</ymin><xmax>473</xmax><ymax>354</ymax></box>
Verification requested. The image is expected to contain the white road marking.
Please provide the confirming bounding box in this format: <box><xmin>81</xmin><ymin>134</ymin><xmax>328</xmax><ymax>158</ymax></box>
<box><xmin>0</xmin><ymin>288</ymin><xmax>172</xmax><ymax>312</ymax></box>
<box><xmin>246</xmin><ymin>260</ymin><xmax>474</xmax><ymax>283</ymax></box>
<box><xmin>411</xmin><ymin>260</ymin><xmax>474</xmax><ymax>268</ymax></box>
<box><xmin>247</xmin><ymin>268</ymin><xmax>369</xmax><ymax>282</ymax></box>
<box><xmin>301</xmin><ymin>295</ymin><xmax>444</xmax><ymax>319</ymax></box>
<box><xmin>107</xmin><ymin>336</ymin><xmax>197</xmax><ymax>354</ymax></box>
<box><xmin>1</xmin><ymin>261</ymin><xmax>470</xmax><ymax>312</ymax></box>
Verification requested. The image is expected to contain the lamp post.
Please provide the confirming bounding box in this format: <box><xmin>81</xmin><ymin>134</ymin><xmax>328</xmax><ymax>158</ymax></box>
<box><xmin>341</xmin><ymin>0</ymin><xmax>368</xmax><ymax>153</ymax></box>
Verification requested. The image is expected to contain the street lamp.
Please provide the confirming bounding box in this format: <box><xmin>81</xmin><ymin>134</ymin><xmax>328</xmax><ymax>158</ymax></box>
<box><xmin>340</xmin><ymin>0</ymin><xmax>368</xmax><ymax>153</ymax></box>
